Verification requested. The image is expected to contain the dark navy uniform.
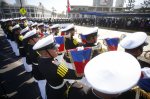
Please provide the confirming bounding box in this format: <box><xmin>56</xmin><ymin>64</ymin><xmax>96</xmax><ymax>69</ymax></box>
<box><xmin>38</xmin><ymin>56</ymin><xmax>82</xmax><ymax>99</ymax></box>
<box><xmin>137</xmin><ymin>59</ymin><xmax>150</xmax><ymax>92</ymax></box>
<box><xmin>67</xmin><ymin>82</ymin><xmax>141</xmax><ymax>99</ymax></box>
<box><xmin>14</xmin><ymin>34</ymin><xmax>26</xmax><ymax>57</ymax></box>
<box><xmin>27</xmin><ymin>44</ymin><xmax>45</xmax><ymax>80</ymax></box>
<box><xmin>6</xmin><ymin>25</ymin><xmax>14</xmax><ymax>41</ymax></box>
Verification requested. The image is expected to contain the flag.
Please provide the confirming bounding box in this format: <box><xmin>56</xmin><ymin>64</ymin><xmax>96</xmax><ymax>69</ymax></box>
<box><xmin>80</xmin><ymin>34</ymin><xmax>87</xmax><ymax>44</ymax></box>
<box><xmin>54</xmin><ymin>36</ymin><xmax>65</xmax><ymax>52</ymax></box>
<box><xmin>61</xmin><ymin>32</ymin><xmax>65</xmax><ymax>36</ymax></box>
<box><xmin>69</xmin><ymin>47</ymin><xmax>92</xmax><ymax>77</ymax></box>
<box><xmin>104</xmin><ymin>38</ymin><xmax>119</xmax><ymax>51</ymax></box>
<box><xmin>67</xmin><ymin>0</ymin><xmax>71</xmax><ymax>13</ymax></box>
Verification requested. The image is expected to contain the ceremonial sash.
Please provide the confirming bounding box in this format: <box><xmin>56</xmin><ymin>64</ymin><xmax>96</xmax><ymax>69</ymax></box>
<box><xmin>104</xmin><ymin>38</ymin><xmax>119</xmax><ymax>51</ymax></box>
<box><xmin>54</xmin><ymin>36</ymin><xmax>65</xmax><ymax>52</ymax></box>
<box><xmin>68</xmin><ymin>47</ymin><xmax>92</xmax><ymax>77</ymax></box>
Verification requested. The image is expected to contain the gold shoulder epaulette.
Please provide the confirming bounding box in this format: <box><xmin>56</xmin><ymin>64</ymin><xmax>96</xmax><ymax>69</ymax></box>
<box><xmin>73</xmin><ymin>39</ymin><xmax>78</xmax><ymax>45</ymax></box>
<box><xmin>9</xmin><ymin>26</ymin><xmax>13</xmax><ymax>31</ymax></box>
<box><xmin>57</xmin><ymin>63</ymin><xmax>68</xmax><ymax>77</ymax></box>
<box><xmin>19</xmin><ymin>35</ymin><xmax>24</xmax><ymax>41</ymax></box>
<box><xmin>24</xmin><ymin>22</ymin><xmax>28</xmax><ymax>27</ymax></box>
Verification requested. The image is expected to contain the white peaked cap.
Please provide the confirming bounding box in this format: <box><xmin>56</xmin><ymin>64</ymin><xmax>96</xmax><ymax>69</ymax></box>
<box><xmin>50</xmin><ymin>24</ymin><xmax>59</xmax><ymax>29</ymax></box>
<box><xmin>38</xmin><ymin>23</ymin><xmax>44</xmax><ymax>27</ymax></box>
<box><xmin>20</xmin><ymin>27</ymin><xmax>29</xmax><ymax>34</ymax></box>
<box><xmin>31</xmin><ymin>22</ymin><xmax>38</xmax><ymax>27</ymax></box>
<box><xmin>84</xmin><ymin>51</ymin><xmax>141</xmax><ymax>94</ymax></box>
<box><xmin>63</xmin><ymin>24</ymin><xmax>74</xmax><ymax>31</ymax></box>
<box><xmin>120</xmin><ymin>32</ymin><xmax>147</xmax><ymax>49</ymax></box>
<box><xmin>6</xmin><ymin>18</ymin><xmax>12</xmax><ymax>22</ymax></box>
<box><xmin>44</xmin><ymin>24</ymin><xmax>49</xmax><ymax>28</ymax></box>
<box><xmin>23</xmin><ymin>29</ymin><xmax>36</xmax><ymax>40</ymax></box>
<box><xmin>82</xmin><ymin>27</ymin><xmax>98</xmax><ymax>35</ymax></box>
<box><xmin>14</xmin><ymin>18</ymin><xmax>19</xmax><ymax>20</ymax></box>
<box><xmin>20</xmin><ymin>17</ymin><xmax>27</xmax><ymax>20</ymax></box>
<box><xmin>60</xmin><ymin>28</ymin><xmax>67</xmax><ymax>32</ymax></box>
<box><xmin>28</xmin><ymin>21</ymin><xmax>33</xmax><ymax>26</ymax></box>
<box><xmin>12</xmin><ymin>24</ymin><xmax>20</xmax><ymax>30</ymax></box>
<box><xmin>33</xmin><ymin>35</ymin><xmax>58</xmax><ymax>50</ymax></box>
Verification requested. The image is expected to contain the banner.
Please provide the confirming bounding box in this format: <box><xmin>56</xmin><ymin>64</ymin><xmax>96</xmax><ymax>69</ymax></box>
<box><xmin>69</xmin><ymin>47</ymin><xmax>92</xmax><ymax>77</ymax></box>
<box><xmin>54</xmin><ymin>36</ymin><xmax>65</xmax><ymax>52</ymax></box>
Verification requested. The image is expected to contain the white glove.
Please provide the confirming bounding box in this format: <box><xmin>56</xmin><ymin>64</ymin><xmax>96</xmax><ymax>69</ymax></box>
<box><xmin>52</xmin><ymin>59</ymin><xmax>60</xmax><ymax>66</ymax></box>
<box><xmin>93</xmin><ymin>42</ymin><xmax>101</xmax><ymax>50</ymax></box>
<box><xmin>96</xmin><ymin>42</ymin><xmax>101</xmax><ymax>48</ymax></box>
<box><xmin>141</xmin><ymin>67</ymin><xmax>150</xmax><ymax>79</ymax></box>
<box><xmin>77</xmin><ymin>46</ymin><xmax>84</xmax><ymax>51</ymax></box>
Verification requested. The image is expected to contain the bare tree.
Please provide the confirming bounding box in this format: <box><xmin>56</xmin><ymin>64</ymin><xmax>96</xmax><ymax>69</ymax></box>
<box><xmin>140</xmin><ymin>0</ymin><xmax>150</xmax><ymax>12</ymax></box>
<box><xmin>126</xmin><ymin>0</ymin><xmax>135</xmax><ymax>12</ymax></box>
<box><xmin>141</xmin><ymin>0</ymin><xmax>150</xmax><ymax>8</ymax></box>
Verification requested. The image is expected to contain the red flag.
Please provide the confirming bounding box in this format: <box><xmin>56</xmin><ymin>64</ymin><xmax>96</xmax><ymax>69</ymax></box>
<box><xmin>67</xmin><ymin>0</ymin><xmax>71</xmax><ymax>13</ymax></box>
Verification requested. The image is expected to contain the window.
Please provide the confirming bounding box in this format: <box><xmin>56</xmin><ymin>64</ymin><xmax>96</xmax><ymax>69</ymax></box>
<box><xmin>73</xmin><ymin>14</ymin><xmax>75</xmax><ymax>18</ymax></box>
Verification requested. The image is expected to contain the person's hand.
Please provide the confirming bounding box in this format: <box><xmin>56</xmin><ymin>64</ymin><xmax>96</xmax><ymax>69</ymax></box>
<box><xmin>77</xmin><ymin>46</ymin><xmax>84</xmax><ymax>51</ymax></box>
<box><xmin>96</xmin><ymin>42</ymin><xmax>101</xmax><ymax>49</ymax></box>
<box><xmin>52</xmin><ymin>59</ymin><xmax>60</xmax><ymax>66</ymax></box>
<box><xmin>93</xmin><ymin>42</ymin><xmax>101</xmax><ymax>50</ymax></box>
<box><xmin>141</xmin><ymin>67</ymin><xmax>150</xmax><ymax>79</ymax></box>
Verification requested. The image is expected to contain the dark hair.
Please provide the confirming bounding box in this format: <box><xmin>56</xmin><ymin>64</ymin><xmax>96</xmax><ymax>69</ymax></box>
<box><xmin>85</xmin><ymin>32</ymin><xmax>97</xmax><ymax>40</ymax></box>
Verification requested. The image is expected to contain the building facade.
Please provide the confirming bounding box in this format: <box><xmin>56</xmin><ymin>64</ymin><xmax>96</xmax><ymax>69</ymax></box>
<box><xmin>0</xmin><ymin>0</ymin><xmax>52</xmax><ymax>19</ymax></box>
<box><xmin>93</xmin><ymin>0</ymin><xmax>101</xmax><ymax>6</ymax></box>
<box><xmin>115</xmin><ymin>0</ymin><xmax>125</xmax><ymax>7</ymax></box>
<box><xmin>68</xmin><ymin>5</ymin><xmax>125</xmax><ymax>19</ymax></box>
<box><xmin>93</xmin><ymin>0</ymin><xmax>114</xmax><ymax>7</ymax></box>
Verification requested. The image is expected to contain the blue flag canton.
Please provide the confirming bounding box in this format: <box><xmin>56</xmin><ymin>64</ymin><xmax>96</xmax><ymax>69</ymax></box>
<box><xmin>70</xmin><ymin>48</ymin><xmax>92</xmax><ymax>62</ymax></box>
<box><xmin>54</xmin><ymin>36</ymin><xmax>64</xmax><ymax>44</ymax></box>
<box><xmin>105</xmin><ymin>38</ymin><xmax>119</xmax><ymax>46</ymax></box>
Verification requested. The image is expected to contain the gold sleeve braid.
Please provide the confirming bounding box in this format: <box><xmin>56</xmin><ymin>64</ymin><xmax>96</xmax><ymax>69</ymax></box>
<box><xmin>24</xmin><ymin>22</ymin><xmax>28</xmax><ymax>27</ymax></box>
<box><xmin>73</xmin><ymin>39</ymin><xmax>78</xmax><ymax>45</ymax></box>
<box><xmin>132</xmin><ymin>86</ymin><xmax>150</xmax><ymax>99</ymax></box>
<box><xmin>57</xmin><ymin>63</ymin><xmax>68</xmax><ymax>77</ymax></box>
<box><xmin>19</xmin><ymin>35</ymin><xmax>24</xmax><ymax>41</ymax></box>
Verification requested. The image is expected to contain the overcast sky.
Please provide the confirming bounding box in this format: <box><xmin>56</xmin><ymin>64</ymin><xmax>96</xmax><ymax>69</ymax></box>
<box><xmin>5</xmin><ymin>0</ymin><xmax>144</xmax><ymax>13</ymax></box>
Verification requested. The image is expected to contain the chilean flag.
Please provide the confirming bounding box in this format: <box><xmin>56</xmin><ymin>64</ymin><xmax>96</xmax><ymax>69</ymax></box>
<box><xmin>80</xmin><ymin>34</ymin><xmax>87</xmax><ymax>44</ymax></box>
<box><xmin>69</xmin><ymin>47</ymin><xmax>92</xmax><ymax>77</ymax></box>
<box><xmin>67</xmin><ymin>0</ymin><xmax>71</xmax><ymax>13</ymax></box>
<box><xmin>105</xmin><ymin>38</ymin><xmax>119</xmax><ymax>51</ymax></box>
<box><xmin>54</xmin><ymin>36</ymin><xmax>65</xmax><ymax>52</ymax></box>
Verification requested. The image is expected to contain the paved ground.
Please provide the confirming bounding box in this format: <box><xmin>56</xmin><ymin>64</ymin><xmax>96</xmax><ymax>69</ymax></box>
<box><xmin>0</xmin><ymin>29</ymin><xmax>41</xmax><ymax>99</ymax></box>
